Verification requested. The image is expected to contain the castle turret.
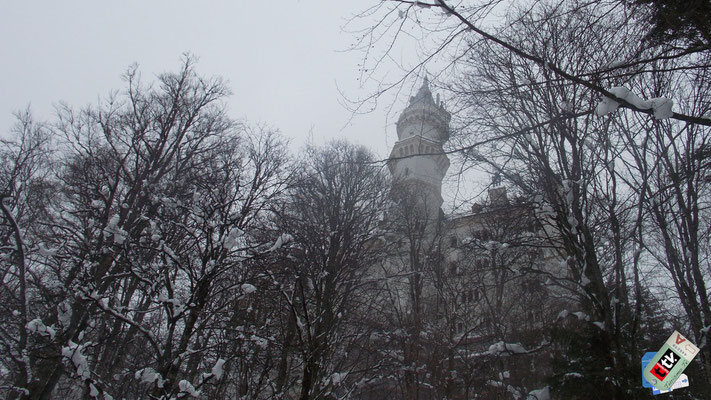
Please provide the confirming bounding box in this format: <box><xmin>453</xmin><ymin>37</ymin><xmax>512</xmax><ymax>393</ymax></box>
<box><xmin>388</xmin><ymin>77</ymin><xmax>451</xmax><ymax>220</ymax></box>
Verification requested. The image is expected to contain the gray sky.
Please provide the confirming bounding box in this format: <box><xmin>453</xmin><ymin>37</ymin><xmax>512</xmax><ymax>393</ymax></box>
<box><xmin>0</xmin><ymin>1</ymin><xmax>420</xmax><ymax>158</ymax></box>
<box><xmin>0</xmin><ymin>0</ymin><xmax>486</xmax><ymax>210</ymax></box>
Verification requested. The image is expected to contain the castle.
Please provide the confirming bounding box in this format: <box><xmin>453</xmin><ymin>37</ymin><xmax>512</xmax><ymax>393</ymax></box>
<box><xmin>370</xmin><ymin>78</ymin><xmax>567</xmax><ymax>398</ymax></box>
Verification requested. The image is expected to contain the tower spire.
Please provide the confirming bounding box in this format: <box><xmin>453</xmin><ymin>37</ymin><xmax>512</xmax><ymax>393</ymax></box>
<box><xmin>388</xmin><ymin>76</ymin><xmax>452</xmax><ymax>221</ymax></box>
<box><xmin>411</xmin><ymin>75</ymin><xmax>435</xmax><ymax>106</ymax></box>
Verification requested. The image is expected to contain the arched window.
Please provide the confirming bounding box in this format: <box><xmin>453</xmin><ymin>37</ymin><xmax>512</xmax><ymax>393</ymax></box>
<box><xmin>449</xmin><ymin>263</ymin><xmax>458</xmax><ymax>275</ymax></box>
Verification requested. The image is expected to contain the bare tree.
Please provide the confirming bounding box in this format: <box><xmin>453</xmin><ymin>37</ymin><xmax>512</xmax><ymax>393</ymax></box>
<box><xmin>268</xmin><ymin>141</ymin><xmax>390</xmax><ymax>400</ymax></box>
<box><xmin>372</xmin><ymin>184</ymin><xmax>443</xmax><ymax>399</ymax></box>
<box><xmin>611</xmin><ymin>52</ymin><xmax>711</xmax><ymax>391</ymax></box>
<box><xmin>0</xmin><ymin>110</ymin><xmax>56</xmax><ymax>399</ymax></box>
<box><xmin>628</xmin><ymin>0</ymin><xmax>711</xmax><ymax>48</ymax></box>
<box><xmin>350</xmin><ymin>0</ymin><xmax>711</xmax><ymax>128</ymax></box>
<box><xmin>413</xmin><ymin>2</ymin><xmax>681</xmax><ymax>397</ymax></box>
<box><xmin>0</xmin><ymin>57</ymin><xmax>292</xmax><ymax>399</ymax></box>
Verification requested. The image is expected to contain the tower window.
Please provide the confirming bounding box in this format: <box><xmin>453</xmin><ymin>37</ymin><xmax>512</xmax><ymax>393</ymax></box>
<box><xmin>399</xmin><ymin>148</ymin><xmax>404</xmax><ymax>156</ymax></box>
<box><xmin>475</xmin><ymin>258</ymin><xmax>490</xmax><ymax>269</ymax></box>
<box><xmin>527</xmin><ymin>221</ymin><xmax>537</xmax><ymax>233</ymax></box>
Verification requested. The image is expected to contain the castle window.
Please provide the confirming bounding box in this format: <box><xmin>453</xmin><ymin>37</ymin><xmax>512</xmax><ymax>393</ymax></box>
<box><xmin>399</xmin><ymin>148</ymin><xmax>404</xmax><ymax>156</ymax></box>
<box><xmin>449</xmin><ymin>236</ymin><xmax>457</xmax><ymax>248</ymax></box>
<box><xmin>449</xmin><ymin>263</ymin><xmax>458</xmax><ymax>275</ymax></box>
<box><xmin>524</xmin><ymin>278</ymin><xmax>541</xmax><ymax>292</ymax></box>
<box><xmin>527</xmin><ymin>221</ymin><xmax>537</xmax><ymax>233</ymax></box>
<box><xmin>528</xmin><ymin>310</ymin><xmax>539</xmax><ymax>324</ymax></box>
<box><xmin>528</xmin><ymin>248</ymin><xmax>543</xmax><ymax>261</ymax></box>
<box><xmin>410</xmin><ymin>144</ymin><xmax>414</xmax><ymax>154</ymax></box>
<box><xmin>475</xmin><ymin>258</ymin><xmax>490</xmax><ymax>269</ymax></box>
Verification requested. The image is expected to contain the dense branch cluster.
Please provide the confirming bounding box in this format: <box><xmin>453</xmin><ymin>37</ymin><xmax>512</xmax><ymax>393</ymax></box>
<box><xmin>347</xmin><ymin>0</ymin><xmax>711</xmax><ymax>398</ymax></box>
<box><xmin>1</xmin><ymin>0</ymin><xmax>711</xmax><ymax>397</ymax></box>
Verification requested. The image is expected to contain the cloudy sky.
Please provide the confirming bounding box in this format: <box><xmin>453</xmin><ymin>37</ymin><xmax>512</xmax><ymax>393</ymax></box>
<box><xmin>1</xmin><ymin>1</ymin><xmax>487</xmax><ymax>210</ymax></box>
<box><xmin>0</xmin><ymin>1</ymin><xmax>435</xmax><ymax>158</ymax></box>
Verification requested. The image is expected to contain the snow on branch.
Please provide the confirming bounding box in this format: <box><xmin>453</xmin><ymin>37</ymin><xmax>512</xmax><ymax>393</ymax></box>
<box><xmin>595</xmin><ymin>86</ymin><xmax>674</xmax><ymax>119</ymax></box>
<box><xmin>80</xmin><ymin>288</ymin><xmax>162</xmax><ymax>357</ymax></box>
<box><xmin>134</xmin><ymin>367</ymin><xmax>166</xmax><ymax>388</ymax></box>
<box><xmin>211</xmin><ymin>358</ymin><xmax>226</xmax><ymax>380</ymax></box>
<box><xmin>25</xmin><ymin>318</ymin><xmax>56</xmax><ymax>340</ymax></box>
<box><xmin>432</xmin><ymin>1</ymin><xmax>711</xmax><ymax>126</ymax></box>
<box><xmin>61</xmin><ymin>341</ymin><xmax>91</xmax><ymax>381</ymax></box>
<box><xmin>178</xmin><ymin>379</ymin><xmax>201</xmax><ymax>397</ymax></box>
<box><xmin>487</xmin><ymin>341</ymin><xmax>528</xmax><ymax>355</ymax></box>
<box><xmin>526</xmin><ymin>386</ymin><xmax>551</xmax><ymax>400</ymax></box>
<box><xmin>267</xmin><ymin>233</ymin><xmax>293</xmax><ymax>252</ymax></box>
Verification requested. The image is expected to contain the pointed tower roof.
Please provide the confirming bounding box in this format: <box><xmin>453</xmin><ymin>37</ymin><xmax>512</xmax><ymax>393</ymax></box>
<box><xmin>409</xmin><ymin>75</ymin><xmax>435</xmax><ymax>106</ymax></box>
<box><xmin>396</xmin><ymin>76</ymin><xmax>451</xmax><ymax>142</ymax></box>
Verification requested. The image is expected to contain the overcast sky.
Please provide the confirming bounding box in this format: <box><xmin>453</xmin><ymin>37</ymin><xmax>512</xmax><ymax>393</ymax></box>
<box><xmin>0</xmin><ymin>1</ymin><xmax>487</xmax><ymax>210</ymax></box>
<box><xmin>0</xmin><ymin>1</ymin><xmax>429</xmax><ymax>158</ymax></box>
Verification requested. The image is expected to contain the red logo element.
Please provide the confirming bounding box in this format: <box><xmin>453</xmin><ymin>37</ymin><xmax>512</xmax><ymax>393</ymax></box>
<box><xmin>651</xmin><ymin>363</ymin><xmax>669</xmax><ymax>381</ymax></box>
<box><xmin>676</xmin><ymin>334</ymin><xmax>686</xmax><ymax>344</ymax></box>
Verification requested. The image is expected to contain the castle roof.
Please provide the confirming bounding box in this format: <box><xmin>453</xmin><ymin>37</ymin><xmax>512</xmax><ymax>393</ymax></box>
<box><xmin>409</xmin><ymin>75</ymin><xmax>435</xmax><ymax>106</ymax></box>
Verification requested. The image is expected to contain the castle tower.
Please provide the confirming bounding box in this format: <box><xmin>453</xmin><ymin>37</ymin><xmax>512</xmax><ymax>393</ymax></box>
<box><xmin>387</xmin><ymin>77</ymin><xmax>451</xmax><ymax>221</ymax></box>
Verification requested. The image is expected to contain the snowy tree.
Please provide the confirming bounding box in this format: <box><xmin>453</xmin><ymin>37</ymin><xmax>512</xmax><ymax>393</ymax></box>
<box><xmin>0</xmin><ymin>56</ymin><xmax>292</xmax><ymax>399</ymax></box>
<box><xmin>268</xmin><ymin>141</ymin><xmax>390</xmax><ymax>399</ymax></box>
<box><xmin>444</xmin><ymin>5</ymin><xmax>672</xmax><ymax>397</ymax></box>
<box><xmin>350</xmin><ymin>0</ymin><xmax>710</xmax><ymax>127</ymax></box>
<box><xmin>353</xmin><ymin>0</ymin><xmax>711</xmax><ymax>396</ymax></box>
<box><xmin>0</xmin><ymin>110</ymin><xmax>57</xmax><ymax>400</ymax></box>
